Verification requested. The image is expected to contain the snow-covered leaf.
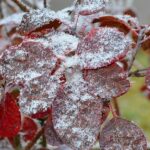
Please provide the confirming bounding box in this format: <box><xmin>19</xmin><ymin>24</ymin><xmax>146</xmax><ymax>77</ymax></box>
<box><xmin>18</xmin><ymin>9</ymin><xmax>62</xmax><ymax>35</ymax></box>
<box><xmin>75</xmin><ymin>0</ymin><xmax>107</xmax><ymax>16</ymax></box>
<box><xmin>52</xmin><ymin>88</ymin><xmax>102</xmax><ymax>150</ymax></box>
<box><xmin>100</xmin><ymin>118</ymin><xmax>147</xmax><ymax>150</ymax></box>
<box><xmin>77</xmin><ymin>27</ymin><xmax>132</xmax><ymax>69</ymax></box>
<box><xmin>83</xmin><ymin>63</ymin><xmax>130</xmax><ymax>100</ymax></box>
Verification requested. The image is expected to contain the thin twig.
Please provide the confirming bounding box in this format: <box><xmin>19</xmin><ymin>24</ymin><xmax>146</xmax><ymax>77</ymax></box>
<box><xmin>128</xmin><ymin>28</ymin><xmax>146</xmax><ymax>71</ymax></box>
<box><xmin>109</xmin><ymin>102</ymin><xmax>118</xmax><ymax>118</ymax></box>
<box><xmin>11</xmin><ymin>0</ymin><xmax>30</xmax><ymax>12</ymax></box>
<box><xmin>44</xmin><ymin>0</ymin><xmax>47</xmax><ymax>8</ymax></box>
<box><xmin>129</xmin><ymin>68</ymin><xmax>149</xmax><ymax>77</ymax></box>
<box><xmin>113</xmin><ymin>98</ymin><xmax>120</xmax><ymax>116</ymax></box>
<box><xmin>24</xmin><ymin>127</ymin><xmax>44</xmax><ymax>150</ymax></box>
<box><xmin>0</xmin><ymin>0</ymin><xmax>4</xmax><ymax>19</ymax></box>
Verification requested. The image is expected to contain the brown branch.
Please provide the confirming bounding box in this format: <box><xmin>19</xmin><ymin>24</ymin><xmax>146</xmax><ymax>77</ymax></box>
<box><xmin>129</xmin><ymin>68</ymin><xmax>148</xmax><ymax>77</ymax></box>
<box><xmin>128</xmin><ymin>28</ymin><xmax>146</xmax><ymax>71</ymax></box>
<box><xmin>24</xmin><ymin>127</ymin><xmax>44</xmax><ymax>150</ymax></box>
<box><xmin>109</xmin><ymin>102</ymin><xmax>118</xmax><ymax>118</ymax></box>
<box><xmin>44</xmin><ymin>0</ymin><xmax>47</xmax><ymax>8</ymax></box>
<box><xmin>112</xmin><ymin>98</ymin><xmax>120</xmax><ymax>116</ymax></box>
<box><xmin>0</xmin><ymin>0</ymin><xmax>4</xmax><ymax>19</ymax></box>
<box><xmin>11</xmin><ymin>0</ymin><xmax>30</xmax><ymax>12</ymax></box>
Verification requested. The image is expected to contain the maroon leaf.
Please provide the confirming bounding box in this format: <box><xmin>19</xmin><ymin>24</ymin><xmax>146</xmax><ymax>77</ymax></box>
<box><xmin>52</xmin><ymin>88</ymin><xmax>102</xmax><ymax>150</ymax></box>
<box><xmin>75</xmin><ymin>0</ymin><xmax>106</xmax><ymax>16</ymax></box>
<box><xmin>141</xmin><ymin>25</ymin><xmax>150</xmax><ymax>52</ymax></box>
<box><xmin>45</xmin><ymin>115</ymin><xmax>62</xmax><ymax>147</ymax></box>
<box><xmin>0</xmin><ymin>93</ymin><xmax>21</xmax><ymax>137</ymax></box>
<box><xmin>83</xmin><ymin>63</ymin><xmax>130</xmax><ymax>100</ymax></box>
<box><xmin>22</xmin><ymin>116</ymin><xmax>38</xmax><ymax>141</ymax></box>
<box><xmin>18</xmin><ymin>9</ymin><xmax>62</xmax><ymax>35</ymax></box>
<box><xmin>77</xmin><ymin>27</ymin><xmax>132</xmax><ymax>69</ymax></box>
<box><xmin>0</xmin><ymin>39</ymin><xmax>60</xmax><ymax>115</ymax></box>
<box><xmin>100</xmin><ymin>118</ymin><xmax>147</xmax><ymax>150</ymax></box>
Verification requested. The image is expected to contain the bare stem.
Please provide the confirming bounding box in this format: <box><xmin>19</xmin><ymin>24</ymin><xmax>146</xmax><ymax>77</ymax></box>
<box><xmin>11</xmin><ymin>0</ymin><xmax>30</xmax><ymax>12</ymax></box>
<box><xmin>44</xmin><ymin>0</ymin><xmax>47</xmax><ymax>8</ymax></box>
<box><xmin>129</xmin><ymin>68</ymin><xmax>149</xmax><ymax>77</ymax></box>
<box><xmin>109</xmin><ymin>102</ymin><xmax>118</xmax><ymax>118</ymax></box>
<box><xmin>113</xmin><ymin>98</ymin><xmax>120</xmax><ymax>116</ymax></box>
<box><xmin>24</xmin><ymin>127</ymin><xmax>44</xmax><ymax>150</ymax></box>
<box><xmin>0</xmin><ymin>0</ymin><xmax>4</xmax><ymax>19</ymax></box>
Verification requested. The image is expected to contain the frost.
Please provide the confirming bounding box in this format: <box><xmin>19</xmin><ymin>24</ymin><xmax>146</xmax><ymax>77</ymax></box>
<box><xmin>52</xmin><ymin>89</ymin><xmax>102</xmax><ymax>150</ymax></box>
<box><xmin>100</xmin><ymin>118</ymin><xmax>147</xmax><ymax>150</ymax></box>
<box><xmin>76</xmin><ymin>0</ymin><xmax>107</xmax><ymax>15</ymax></box>
<box><xmin>77</xmin><ymin>27</ymin><xmax>132</xmax><ymax>69</ymax></box>
<box><xmin>83</xmin><ymin>63</ymin><xmax>130</xmax><ymax>100</ymax></box>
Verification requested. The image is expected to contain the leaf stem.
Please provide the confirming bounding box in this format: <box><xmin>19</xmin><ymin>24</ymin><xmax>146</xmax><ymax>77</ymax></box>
<box><xmin>112</xmin><ymin>98</ymin><xmax>120</xmax><ymax>116</ymax></box>
<box><xmin>129</xmin><ymin>68</ymin><xmax>148</xmax><ymax>77</ymax></box>
<box><xmin>109</xmin><ymin>102</ymin><xmax>118</xmax><ymax>118</ymax></box>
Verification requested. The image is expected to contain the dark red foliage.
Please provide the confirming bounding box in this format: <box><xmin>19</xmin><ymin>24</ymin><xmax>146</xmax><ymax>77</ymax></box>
<box><xmin>77</xmin><ymin>27</ymin><xmax>132</xmax><ymax>69</ymax></box>
<box><xmin>100</xmin><ymin>118</ymin><xmax>147</xmax><ymax>150</ymax></box>
<box><xmin>22</xmin><ymin>116</ymin><xmax>38</xmax><ymax>141</ymax></box>
<box><xmin>52</xmin><ymin>89</ymin><xmax>102</xmax><ymax>150</ymax></box>
<box><xmin>0</xmin><ymin>93</ymin><xmax>21</xmax><ymax>137</ymax></box>
<box><xmin>83</xmin><ymin>63</ymin><xmax>130</xmax><ymax>100</ymax></box>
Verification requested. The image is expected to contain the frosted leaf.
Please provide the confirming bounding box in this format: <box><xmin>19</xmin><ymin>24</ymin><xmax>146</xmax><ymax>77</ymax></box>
<box><xmin>45</xmin><ymin>116</ymin><xmax>62</xmax><ymax>146</ymax></box>
<box><xmin>77</xmin><ymin>27</ymin><xmax>132</xmax><ymax>69</ymax></box>
<box><xmin>141</xmin><ymin>25</ymin><xmax>150</xmax><ymax>52</ymax></box>
<box><xmin>75</xmin><ymin>0</ymin><xmax>107</xmax><ymax>16</ymax></box>
<box><xmin>0</xmin><ymin>39</ymin><xmax>60</xmax><ymax>115</ymax></box>
<box><xmin>19</xmin><ymin>74</ymin><xmax>60</xmax><ymax>115</ymax></box>
<box><xmin>52</xmin><ymin>89</ymin><xmax>102</xmax><ymax>150</ymax></box>
<box><xmin>18</xmin><ymin>9</ymin><xmax>61</xmax><ymax>35</ymax></box>
<box><xmin>63</xmin><ymin>67</ymin><xmax>95</xmax><ymax>102</ymax></box>
<box><xmin>100</xmin><ymin>118</ymin><xmax>147</xmax><ymax>150</ymax></box>
<box><xmin>0</xmin><ymin>39</ymin><xmax>57</xmax><ymax>84</ymax></box>
<box><xmin>92</xmin><ymin>16</ymin><xmax>138</xmax><ymax>43</ymax></box>
<box><xmin>56</xmin><ymin>145</ymin><xmax>73</xmax><ymax>150</ymax></box>
<box><xmin>45</xmin><ymin>32</ymin><xmax>79</xmax><ymax>57</ymax></box>
<box><xmin>83</xmin><ymin>63</ymin><xmax>130</xmax><ymax>100</ymax></box>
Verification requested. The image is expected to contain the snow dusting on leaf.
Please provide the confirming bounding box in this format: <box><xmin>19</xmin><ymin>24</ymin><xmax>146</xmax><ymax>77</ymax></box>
<box><xmin>83</xmin><ymin>63</ymin><xmax>130</xmax><ymax>100</ymax></box>
<box><xmin>18</xmin><ymin>9</ymin><xmax>62</xmax><ymax>35</ymax></box>
<box><xmin>75</xmin><ymin>0</ymin><xmax>107</xmax><ymax>16</ymax></box>
<box><xmin>77</xmin><ymin>27</ymin><xmax>132</xmax><ymax>69</ymax></box>
<box><xmin>52</xmin><ymin>88</ymin><xmax>102</xmax><ymax>150</ymax></box>
<box><xmin>100</xmin><ymin>118</ymin><xmax>147</xmax><ymax>150</ymax></box>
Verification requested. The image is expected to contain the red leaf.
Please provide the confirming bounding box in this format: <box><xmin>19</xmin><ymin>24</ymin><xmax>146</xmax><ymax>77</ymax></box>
<box><xmin>45</xmin><ymin>115</ymin><xmax>62</xmax><ymax>146</ymax></box>
<box><xmin>77</xmin><ymin>27</ymin><xmax>132</xmax><ymax>69</ymax></box>
<box><xmin>92</xmin><ymin>15</ymin><xmax>139</xmax><ymax>37</ymax></box>
<box><xmin>75</xmin><ymin>0</ymin><xmax>107</xmax><ymax>16</ymax></box>
<box><xmin>0</xmin><ymin>39</ymin><xmax>60</xmax><ymax>115</ymax></box>
<box><xmin>22</xmin><ymin>116</ymin><xmax>38</xmax><ymax>141</ymax></box>
<box><xmin>100</xmin><ymin>118</ymin><xmax>147</xmax><ymax>150</ymax></box>
<box><xmin>52</xmin><ymin>89</ymin><xmax>102</xmax><ymax>150</ymax></box>
<box><xmin>0</xmin><ymin>93</ymin><xmax>21</xmax><ymax>137</ymax></box>
<box><xmin>18</xmin><ymin>9</ymin><xmax>62</xmax><ymax>35</ymax></box>
<box><xmin>83</xmin><ymin>63</ymin><xmax>130</xmax><ymax>100</ymax></box>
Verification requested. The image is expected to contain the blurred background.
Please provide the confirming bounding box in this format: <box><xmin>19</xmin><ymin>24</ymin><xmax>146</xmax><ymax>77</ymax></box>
<box><xmin>50</xmin><ymin>0</ymin><xmax>150</xmax><ymax>141</ymax></box>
